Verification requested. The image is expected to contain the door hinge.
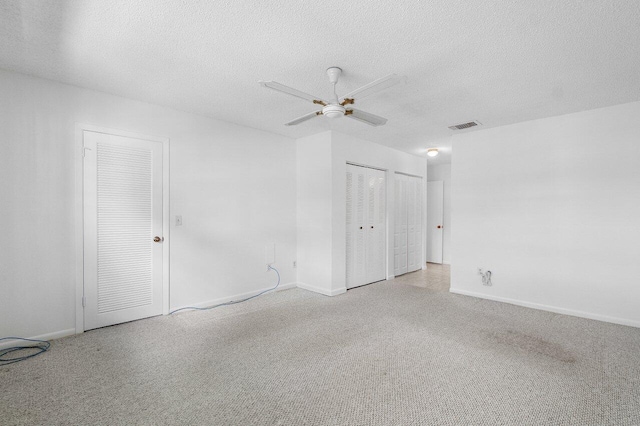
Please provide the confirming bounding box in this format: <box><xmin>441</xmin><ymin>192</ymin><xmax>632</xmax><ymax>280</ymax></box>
<box><xmin>82</xmin><ymin>296</ymin><xmax>86</xmax><ymax>308</ymax></box>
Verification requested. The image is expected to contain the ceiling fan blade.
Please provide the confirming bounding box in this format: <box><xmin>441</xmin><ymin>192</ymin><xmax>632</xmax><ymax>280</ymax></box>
<box><xmin>341</xmin><ymin>74</ymin><xmax>405</xmax><ymax>102</ymax></box>
<box><xmin>345</xmin><ymin>109</ymin><xmax>388</xmax><ymax>126</ymax></box>
<box><xmin>285</xmin><ymin>111</ymin><xmax>322</xmax><ymax>126</ymax></box>
<box><xmin>259</xmin><ymin>81</ymin><xmax>327</xmax><ymax>105</ymax></box>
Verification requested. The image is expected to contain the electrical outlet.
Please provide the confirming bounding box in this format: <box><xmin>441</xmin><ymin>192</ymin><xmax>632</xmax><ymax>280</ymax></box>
<box><xmin>175</xmin><ymin>215</ymin><xmax>183</xmax><ymax>226</ymax></box>
<box><xmin>293</xmin><ymin>260</ymin><xmax>297</xmax><ymax>269</ymax></box>
<box><xmin>477</xmin><ymin>267</ymin><xmax>483</xmax><ymax>275</ymax></box>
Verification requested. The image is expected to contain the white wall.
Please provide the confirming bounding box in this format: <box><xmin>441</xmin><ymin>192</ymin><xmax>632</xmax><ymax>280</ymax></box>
<box><xmin>296</xmin><ymin>131</ymin><xmax>333</xmax><ymax>295</ymax></box>
<box><xmin>427</xmin><ymin>164</ymin><xmax>451</xmax><ymax>264</ymax></box>
<box><xmin>450</xmin><ymin>101</ymin><xmax>640</xmax><ymax>327</ymax></box>
<box><xmin>0</xmin><ymin>69</ymin><xmax>297</xmax><ymax>340</ymax></box>
<box><xmin>297</xmin><ymin>130</ymin><xmax>427</xmax><ymax>295</ymax></box>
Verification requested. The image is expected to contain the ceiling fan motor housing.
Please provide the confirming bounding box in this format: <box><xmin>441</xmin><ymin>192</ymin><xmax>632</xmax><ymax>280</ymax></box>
<box><xmin>326</xmin><ymin>67</ymin><xmax>342</xmax><ymax>84</ymax></box>
<box><xmin>323</xmin><ymin>103</ymin><xmax>346</xmax><ymax>118</ymax></box>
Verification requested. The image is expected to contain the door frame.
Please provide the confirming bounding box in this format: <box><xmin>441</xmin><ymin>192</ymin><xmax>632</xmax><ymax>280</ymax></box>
<box><xmin>74</xmin><ymin>123</ymin><xmax>170</xmax><ymax>334</ymax></box>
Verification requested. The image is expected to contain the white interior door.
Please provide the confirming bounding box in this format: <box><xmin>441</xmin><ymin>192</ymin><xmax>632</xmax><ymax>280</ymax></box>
<box><xmin>83</xmin><ymin>131</ymin><xmax>164</xmax><ymax>330</ymax></box>
<box><xmin>407</xmin><ymin>176</ymin><xmax>423</xmax><ymax>273</ymax></box>
<box><xmin>346</xmin><ymin>164</ymin><xmax>386</xmax><ymax>289</ymax></box>
<box><xmin>427</xmin><ymin>180</ymin><xmax>444</xmax><ymax>264</ymax></box>
<box><xmin>395</xmin><ymin>173</ymin><xmax>424</xmax><ymax>275</ymax></box>
<box><xmin>393</xmin><ymin>174</ymin><xmax>408</xmax><ymax>276</ymax></box>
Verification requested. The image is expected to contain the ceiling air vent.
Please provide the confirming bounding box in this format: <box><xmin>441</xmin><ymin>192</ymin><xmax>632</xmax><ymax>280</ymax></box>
<box><xmin>448</xmin><ymin>121</ymin><xmax>481</xmax><ymax>131</ymax></box>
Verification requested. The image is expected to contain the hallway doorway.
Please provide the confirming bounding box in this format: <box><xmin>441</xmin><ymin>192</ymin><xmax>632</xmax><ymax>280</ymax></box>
<box><xmin>394</xmin><ymin>263</ymin><xmax>450</xmax><ymax>292</ymax></box>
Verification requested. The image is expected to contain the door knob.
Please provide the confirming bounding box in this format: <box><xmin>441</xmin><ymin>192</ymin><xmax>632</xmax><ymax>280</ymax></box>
<box><xmin>153</xmin><ymin>236</ymin><xmax>164</xmax><ymax>243</ymax></box>
<box><xmin>360</xmin><ymin>226</ymin><xmax>363</xmax><ymax>230</ymax></box>
<box><xmin>437</xmin><ymin>225</ymin><xmax>442</xmax><ymax>229</ymax></box>
<box><xmin>371</xmin><ymin>226</ymin><xmax>374</xmax><ymax>229</ymax></box>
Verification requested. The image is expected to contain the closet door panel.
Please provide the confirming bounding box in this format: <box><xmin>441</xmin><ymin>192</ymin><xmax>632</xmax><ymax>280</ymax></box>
<box><xmin>346</xmin><ymin>164</ymin><xmax>368</xmax><ymax>288</ymax></box>
<box><xmin>414</xmin><ymin>177</ymin><xmax>423</xmax><ymax>271</ymax></box>
<box><xmin>366</xmin><ymin>168</ymin><xmax>386</xmax><ymax>284</ymax></box>
<box><xmin>394</xmin><ymin>174</ymin><xmax>408</xmax><ymax>276</ymax></box>
<box><xmin>407</xmin><ymin>176</ymin><xmax>423</xmax><ymax>272</ymax></box>
<box><xmin>346</xmin><ymin>166</ymin><xmax>357</xmax><ymax>288</ymax></box>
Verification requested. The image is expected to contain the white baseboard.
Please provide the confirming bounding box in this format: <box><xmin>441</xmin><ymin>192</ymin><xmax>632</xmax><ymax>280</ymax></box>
<box><xmin>170</xmin><ymin>282</ymin><xmax>297</xmax><ymax>312</ymax></box>
<box><xmin>0</xmin><ymin>328</ymin><xmax>76</xmax><ymax>350</ymax></box>
<box><xmin>297</xmin><ymin>282</ymin><xmax>347</xmax><ymax>296</ymax></box>
<box><xmin>2</xmin><ymin>283</ymin><xmax>300</xmax><ymax>349</ymax></box>
<box><xmin>275</xmin><ymin>283</ymin><xmax>297</xmax><ymax>291</ymax></box>
<box><xmin>449</xmin><ymin>287</ymin><xmax>640</xmax><ymax>329</ymax></box>
<box><xmin>387</xmin><ymin>275</ymin><xmax>395</xmax><ymax>280</ymax></box>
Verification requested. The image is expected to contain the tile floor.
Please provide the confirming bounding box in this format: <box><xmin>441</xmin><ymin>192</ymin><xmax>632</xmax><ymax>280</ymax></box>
<box><xmin>394</xmin><ymin>262</ymin><xmax>450</xmax><ymax>291</ymax></box>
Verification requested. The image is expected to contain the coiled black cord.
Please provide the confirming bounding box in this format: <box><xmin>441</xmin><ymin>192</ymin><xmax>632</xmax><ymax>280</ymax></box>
<box><xmin>0</xmin><ymin>337</ymin><xmax>51</xmax><ymax>366</ymax></box>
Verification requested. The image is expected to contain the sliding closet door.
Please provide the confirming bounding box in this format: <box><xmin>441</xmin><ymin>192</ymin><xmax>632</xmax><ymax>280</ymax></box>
<box><xmin>346</xmin><ymin>164</ymin><xmax>386</xmax><ymax>289</ymax></box>
<box><xmin>394</xmin><ymin>174</ymin><xmax>408</xmax><ymax>276</ymax></box>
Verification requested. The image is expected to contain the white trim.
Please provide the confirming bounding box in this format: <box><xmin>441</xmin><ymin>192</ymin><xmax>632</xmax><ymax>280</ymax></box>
<box><xmin>297</xmin><ymin>282</ymin><xmax>347</xmax><ymax>296</ymax></box>
<box><xmin>170</xmin><ymin>283</ymin><xmax>297</xmax><ymax>312</ymax></box>
<box><xmin>386</xmin><ymin>275</ymin><xmax>395</xmax><ymax>280</ymax></box>
<box><xmin>346</xmin><ymin>161</ymin><xmax>387</xmax><ymax>172</ymax></box>
<box><xmin>423</xmin><ymin>162</ymin><xmax>428</xmax><ymax>268</ymax></box>
<box><xmin>394</xmin><ymin>170</ymin><xmax>423</xmax><ymax>179</ymax></box>
<box><xmin>0</xmin><ymin>329</ymin><xmax>76</xmax><ymax>350</ymax></box>
<box><xmin>75</xmin><ymin>123</ymin><xmax>170</xmax><ymax>333</ymax></box>
<box><xmin>449</xmin><ymin>288</ymin><xmax>640</xmax><ymax>329</ymax></box>
<box><xmin>74</xmin><ymin>125</ymin><xmax>84</xmax><ymax>334</ymax></box>
<box><xmin>162</xmin><ymin>136</ymin><xmax>171</xmax><ymax>315</ymax></box>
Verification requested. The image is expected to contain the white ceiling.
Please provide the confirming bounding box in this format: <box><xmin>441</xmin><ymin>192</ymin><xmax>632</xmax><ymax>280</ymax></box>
<box><xmin>2</xmin><ymin>1</ymin><xmax>640</xmax><ymax>165</ymax></box>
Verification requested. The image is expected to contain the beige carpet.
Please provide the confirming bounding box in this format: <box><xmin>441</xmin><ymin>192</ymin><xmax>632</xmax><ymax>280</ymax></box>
<box><xmin>2</xmin><ymin>270</ymin><xmax>640</xmax><ymax>425</ymax></box>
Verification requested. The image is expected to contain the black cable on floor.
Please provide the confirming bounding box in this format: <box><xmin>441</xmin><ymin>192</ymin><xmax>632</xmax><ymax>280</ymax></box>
<box><xmin>0</xmin><ymin>337</ymin><xmax>51</xmax><ymax>366</ymax></box>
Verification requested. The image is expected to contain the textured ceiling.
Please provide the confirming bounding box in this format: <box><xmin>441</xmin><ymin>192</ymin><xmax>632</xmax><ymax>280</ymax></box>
<box><xmin>2</xmin><ymin>0</ymin><xmax>640</xmax><ymax>165</ymax></box>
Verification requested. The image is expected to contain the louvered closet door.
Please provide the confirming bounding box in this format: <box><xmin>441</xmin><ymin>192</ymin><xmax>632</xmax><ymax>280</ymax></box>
<box><xmin>346</xmin><ymin>164</ymin><xmax>386</xmax><ymax>289</ymax></box>
<box><xmin>83</xmin><ymin>131</ymin><xmax>163</xmax><ymax>330</ymax></box>
<box><xmin>365</xmin><ymin>168</ymin><xmax>386</xmax><ymax>284</ymax></box>
<box><xmin>346</xmin><ymin>164</ymin><xmax>368</xmax><ymax>288</ymax></box>
<box><xmin>393</xmin><ymin>174</ymin><xmax>408</xmax><ymax>276</ymax></box>
<box><xmin>407</xmin><ymin>176</ymin><xmax>423</xmax><ymax>272</ymax></box>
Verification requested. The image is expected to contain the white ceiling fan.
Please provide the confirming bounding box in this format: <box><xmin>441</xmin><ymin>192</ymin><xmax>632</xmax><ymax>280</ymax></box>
<box><xmin>259</xmin><ymin>67</ymin><xmax>404</xmax><ymax>127</ymax></box>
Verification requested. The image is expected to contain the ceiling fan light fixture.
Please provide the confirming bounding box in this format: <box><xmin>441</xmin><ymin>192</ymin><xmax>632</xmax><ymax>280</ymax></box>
<box><xmin>427</xmin><ymin>148</ymin><xmax>439</xmax><ymax>157</ymax></box>
<box><xmin>322</xmin><ymin>104</ymin><xmax>345</xmax><ymax>119</ymax></box>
